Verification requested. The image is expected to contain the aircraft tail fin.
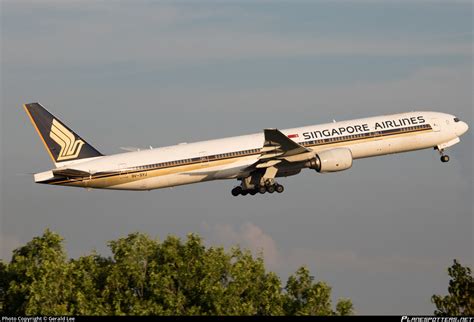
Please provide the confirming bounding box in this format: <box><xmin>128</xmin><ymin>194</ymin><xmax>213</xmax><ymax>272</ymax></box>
<box><xmin>23</xmin><ymin>102</ymin><xmax>104</xmax><ymax>166</ymax></box>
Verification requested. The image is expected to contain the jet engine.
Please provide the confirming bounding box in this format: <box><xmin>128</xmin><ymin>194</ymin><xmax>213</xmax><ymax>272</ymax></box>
<box><xmin>305</xmin><ymin>148</ymin><xmax>353</xmax><ymax>173</ymax></box>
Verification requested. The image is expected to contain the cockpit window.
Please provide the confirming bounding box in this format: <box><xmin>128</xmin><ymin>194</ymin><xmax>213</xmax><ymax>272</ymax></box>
<box><xmin>454</xmin><ymin>117</ymin><xmax>460</xmax><ymax>122</ymax></box>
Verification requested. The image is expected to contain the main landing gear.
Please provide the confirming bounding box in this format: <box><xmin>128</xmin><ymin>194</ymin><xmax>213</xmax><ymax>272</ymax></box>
<box><xmin>232</xmin><ymin>167</ymin><xmax>283</xmax><ymax>197</ymax></box>
<box><xmin>231</xmin><ymin>183</ymin><xmax>284</xmax><ymax>197</ymax></box>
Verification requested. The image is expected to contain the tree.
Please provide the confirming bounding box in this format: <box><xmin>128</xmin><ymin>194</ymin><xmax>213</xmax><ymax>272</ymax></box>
<box><xmin>69</xmin><ymin>253</ymin><xmax>111</xmax><ymax>315</ymax></box>
<box><xmin>284</xmin><ymin>266</ymin><xmax>353</xmax><ymax>315</ymax></box>
<box><xmin>0</xmin><ymin>260</ymin><xmax>7</xmax><ymax>314</ymax></box>
<box><xmin>2</xmin><ymin>229</ymin><xmax>353</xmax><ymax>316</ymax></box>
<box><xmin>3</xmin><ymin>229</ymin><xmax>72</xmax><ymax>315</ymax></box>
<box><xmin>432</xmin><ymin>259</ymin><xmax>473</xmax><ymax>316</ymax></box>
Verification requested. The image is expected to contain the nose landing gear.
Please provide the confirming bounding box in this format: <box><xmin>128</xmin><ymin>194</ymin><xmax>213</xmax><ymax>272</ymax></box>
<box><xmin>437</xmin><ymin>148</ymin><xmax>450</xmax><ymax>163</ymax></box>
<box><xmin>440</xmin><ymin>155</ymin><xmax>450</xmax><ymax>163</ymax></box>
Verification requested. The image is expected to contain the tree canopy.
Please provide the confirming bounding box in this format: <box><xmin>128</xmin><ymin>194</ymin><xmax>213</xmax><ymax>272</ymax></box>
<box><xmin>432</xmin><ymin>259</ymin><xmax>473</xmax><ymax>316</ymax></box>
<box><xmin>0</xmin><ymin>229</ymin><xmax>353</xmax><ymax>316</ymax></box>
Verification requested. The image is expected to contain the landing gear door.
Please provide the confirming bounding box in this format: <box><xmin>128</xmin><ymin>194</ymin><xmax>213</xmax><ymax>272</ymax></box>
<box><xmin>430</xmin><ymin>118</ymin><xmax>441</xmax><ymax>132</ymax></box>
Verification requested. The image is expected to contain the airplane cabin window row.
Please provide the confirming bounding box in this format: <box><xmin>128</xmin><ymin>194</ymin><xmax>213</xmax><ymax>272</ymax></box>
<box><xmin>130</xmin><ymin>125</ymin><xmax>431</xmax><ymax>173</ymax></box>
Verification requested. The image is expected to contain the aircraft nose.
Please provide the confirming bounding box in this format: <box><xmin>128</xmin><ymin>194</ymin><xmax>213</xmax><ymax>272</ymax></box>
<box><xmin>456</xmin><ymin>121</ymin><xmax>469</xmax><ymax>136</ymax></box>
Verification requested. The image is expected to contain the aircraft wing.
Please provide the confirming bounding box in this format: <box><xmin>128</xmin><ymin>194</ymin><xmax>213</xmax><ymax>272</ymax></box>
<box><xmin>260</xmin><ymin>129</ymin><xmax>309</xmax><ymax>158</ymax></box>
<box><xmin>248</xmin><ymin>129</ymin><xmax>313</xmax><ymax>170</ymax></box>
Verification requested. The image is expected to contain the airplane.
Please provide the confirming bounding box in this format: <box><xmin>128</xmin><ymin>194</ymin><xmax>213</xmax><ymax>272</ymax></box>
<box><xmin>23</xmin><ymin>103</ymin><xmax>469</xmax><ymax>196</ymax></box>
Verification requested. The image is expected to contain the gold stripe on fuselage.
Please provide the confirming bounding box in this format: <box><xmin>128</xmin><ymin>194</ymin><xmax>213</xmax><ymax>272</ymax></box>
<box><xmin>50</xmin><ymin>126</ymin><xmax>433</xmax><ymax>188</ymax></box>
<box><xmin>57</xmin><ymin>155</ymin><xmax>244</xmax><ymax>188</ymax></box>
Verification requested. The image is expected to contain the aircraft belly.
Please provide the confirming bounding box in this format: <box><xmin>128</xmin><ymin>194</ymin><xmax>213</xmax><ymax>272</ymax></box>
<box><xmin>103</xmin><ymin>163</ymin><xmax>241</xmax><ymax>191</ymax></box>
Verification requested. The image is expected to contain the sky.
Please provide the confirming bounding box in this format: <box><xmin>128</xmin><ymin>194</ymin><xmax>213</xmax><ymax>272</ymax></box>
<box><xmin>1</xmin><ymin>0</ymin><xmax>472</xmax><ymax>315</ymax></box>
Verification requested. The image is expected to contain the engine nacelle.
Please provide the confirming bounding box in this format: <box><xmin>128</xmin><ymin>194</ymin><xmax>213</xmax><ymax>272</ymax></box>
<box><xmin>306</xmin><ymin>148</ymin><xmax>353</xmax><ymax>173</ymax></box>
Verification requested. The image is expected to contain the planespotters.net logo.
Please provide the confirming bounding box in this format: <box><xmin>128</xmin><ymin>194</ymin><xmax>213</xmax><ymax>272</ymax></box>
<box><xmin>402</xmin><ymin>317</ymin><xmax>474</xmax><ymax>322</ymax></box>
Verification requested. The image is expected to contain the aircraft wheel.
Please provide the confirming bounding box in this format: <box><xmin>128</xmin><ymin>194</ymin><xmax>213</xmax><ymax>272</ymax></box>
<box><xmin>258</xmin><ymin>186</ymin><xmax>267</xmax><ymax>194</ymax></box>
<box><xmin>241</xmin><ymin>190</ymin><xmax>249</xmax><ymax>196</ymax></box>
<box><xmin>276</xmin><ymin>184</ymin><xmax>284</xmax><ymax>193</ymax></box>
<box><xmin>440</xmin><ymin>155</ymin><xmax>450</xmax><ymax>163</ymax></box>
<box><xmin>231</xmin><ymin>186</ymin><xmax>242</xmax><ymax>196</ymax></box>
<box><xmin>249</xmin><ymin>190</ymin><xmax>257</xmax><ymax>196</ymax></box>
<box><xmin>267</xmin><ymin>185</ymin><xmax>275</xmax><ymax>193</ymax></box>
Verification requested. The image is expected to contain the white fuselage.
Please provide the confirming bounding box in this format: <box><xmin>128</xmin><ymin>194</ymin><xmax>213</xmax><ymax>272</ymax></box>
<box><xmin>34</xmin><ymin>111</ymin><xmax>468</xmax><ymax>191</ymax></box>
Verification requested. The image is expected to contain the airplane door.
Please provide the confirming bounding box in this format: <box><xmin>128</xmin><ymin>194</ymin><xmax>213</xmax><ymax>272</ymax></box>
<box><xmin>199</xmin><ymin>151</ymin><xmax>209</xmax><ymax>167</ymax></box>
<box><xmin>430</xmin><ymin>118</ymin><xmax>441</xmax><ymax>132</ymax></box>
<box><xmin>118</xmin><ymin>163</ymin><xmax>129</xmax><ymax>178</ymax></box>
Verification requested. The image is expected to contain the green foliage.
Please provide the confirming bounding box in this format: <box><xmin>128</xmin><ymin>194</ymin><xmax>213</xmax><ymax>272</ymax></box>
<box><xmin>432</xmin><ymin>259</ymin><xmax>473</xmax><ymax>316</ymax></box>
<box><xmin>4</xmin><ymin>229</ymin><xmax>72</xmax><ymax>315</ymax></box>
<box><xmin>2</xmin><ymin>229</ymin><xmax>353</xmax><ymax>316</ymax></box>
<box><xmin>0</xmin><ymin>260</ymin><xmax>7</xmax><ymax>314</ymax></box>
<box><xmin>335</xmin><ymin>298</ymin><xmax>354</xmax><ymax>316</ymax></box>
<box><xmin>283</xmin><ymin>266</ymin><xmax>353</xmax><ymax>315</ymax></box>
<box><xmin>69</xmin><ymin>253</ymin><xmax>111</xmax><ymax>315</ymax></box>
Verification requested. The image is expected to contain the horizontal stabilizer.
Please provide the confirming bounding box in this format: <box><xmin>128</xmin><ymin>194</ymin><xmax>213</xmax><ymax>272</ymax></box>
<box><xmin>52</xmin><ymin>168</ymin><xmax>92</xmax><ymax>178</ymax></box>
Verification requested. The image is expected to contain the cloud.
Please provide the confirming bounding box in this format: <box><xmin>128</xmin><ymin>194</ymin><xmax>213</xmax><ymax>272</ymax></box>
<box><xmin>201</xmin><ymin>221</ymin><xmax>280</xmax><ymax>268</ymax></box>
<box><xmin>2</xmin><ymin>2</ymin><xmax>471</xmax><ymax>68</ymax></box>
<box><xmin>122</xmin><ymin>64</ymin><xmax>471</xmax><ymax>118</ymax></box>
<box><xmin>201</xmin><ymin>221</ymin><xmax>452</xmax><ymax>274</ymax></box>
<box><xmin>285</xmin><ymin>247</ymin><xmax>443</xmax><ymax>274</ymax></box>
<box><xmin>4</xmin><ymin>30</ymin><xmax>470</xmax><ymax>68</ymax></box>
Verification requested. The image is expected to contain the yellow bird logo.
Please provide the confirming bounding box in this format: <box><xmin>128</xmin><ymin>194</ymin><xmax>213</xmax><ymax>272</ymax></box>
<box><xmin>49</xmin><ymin>119</ymin><xmax>85</xmax><ymax>161</ymax></box>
